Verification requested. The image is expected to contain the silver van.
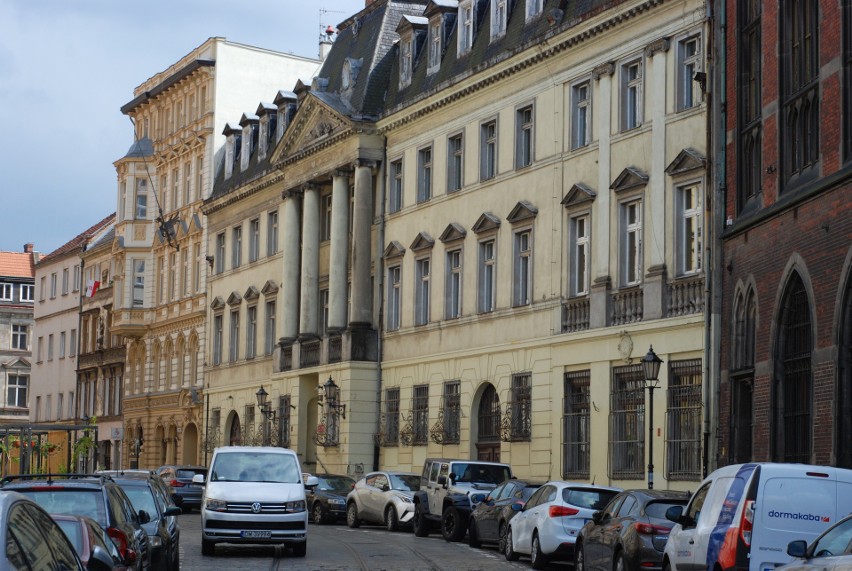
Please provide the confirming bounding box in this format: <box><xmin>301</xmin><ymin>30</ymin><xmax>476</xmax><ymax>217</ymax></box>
<box><xmin>196</xmin><ymin>446</ymin><xmax>318</xmax><ymax>557</ymax></box>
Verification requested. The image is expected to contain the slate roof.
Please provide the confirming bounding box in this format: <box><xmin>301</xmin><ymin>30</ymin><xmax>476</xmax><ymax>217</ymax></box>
<box><xmin>38</xmin><ymin>213</ymin><xmax>116</xmax><ymax>264</ymax></box>
<box><xmin>123</xmin><ymin>137</ymin><xmax>154</xmax><ymax>159</ymax></box>
<box><xmin>0</xmin><ymin>251</ymin><xmax>35</xmax><ymax>279</ymax></box>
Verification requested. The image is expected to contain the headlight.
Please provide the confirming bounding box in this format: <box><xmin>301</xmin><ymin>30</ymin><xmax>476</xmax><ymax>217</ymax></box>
<box><xmin>329</xmin><ymin>498</ymin><xmax>345</xmax><ymax>505</ymax></box>
<box><xmin>284</xmin><ymin>500</ymin><xmax>306</xmax><ymax>513</ymax></box>
<box><xmin>470</xmin><ymin>493</ymin><xmax>487</xmax><ymax>504</ymax></box>
<box><xmin>148</xmin><ymin>536</ymin><xmax>163</xmax><ymax>548</ymax></box>
<box><xmin>205</xmin><ymin>498</ymin><xmax>227</xmax><ymax>512</ymax></box>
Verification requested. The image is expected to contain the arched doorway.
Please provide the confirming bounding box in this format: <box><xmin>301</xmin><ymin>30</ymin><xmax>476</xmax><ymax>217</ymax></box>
<box><xmin>228</xmin><ymin>412</ymin><xmax>242</xmax><ymax>446</ymax></box>
<box><xmin>473</xmin><ymin>383</ymin><xmax>501</xmax><ymax>461</ymax></box>
<box><xmin>182</xmin><ymin>423</ymin><xmax>199</xmax><ymax>465</ymax></box>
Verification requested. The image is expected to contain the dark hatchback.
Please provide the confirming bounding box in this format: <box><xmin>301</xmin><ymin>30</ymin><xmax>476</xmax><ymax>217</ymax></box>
<box><xmin>468</xmin><ymin>479</ymin><xmax>543</xmax><ymax>551</ymax></box>
<box><xmin>101</xmin><ymin>471</ymin><xmax>181</xmax><ymax>571</ymax></box>
<box><xmin>575</xmin><ymin>489</ymin><xmax>690</xmax><ymax>571</ymax></box>
<box><xmin>1</xmin><ymin>473</ymin><xmax>150</xmax><ymax>570</ymax></box>
<box><xmin>156</xmin><ymin>465</ymin><xmax>207</xmax><ymax>512</ymax></box>
<box><xmin>306</xmin><ymin>474</ymin><xmax>356</xmax><ymax>524</ymax></box>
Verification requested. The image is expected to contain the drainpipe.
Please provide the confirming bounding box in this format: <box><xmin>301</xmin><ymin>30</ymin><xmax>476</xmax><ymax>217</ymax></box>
<box><xmin>373</xmin><ymin>150</ymin><xmax>387</xmax><ymax>472</ymax></box>
<box><xmin>75</xmin><ymin>242</ymin><xmax>87</xmax><ymax>471</ymax></box>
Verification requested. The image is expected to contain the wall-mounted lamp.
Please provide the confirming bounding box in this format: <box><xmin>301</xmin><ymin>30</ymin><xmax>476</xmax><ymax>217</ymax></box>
<box><xmin>317</xmin><ymin>376</ymin><xmax>346</xmax><ymax>419</ymax></box>
<box><xmin>256</xmin><ymin>386</ymin><xmax>276</xmax><ymax>420</ymax></box>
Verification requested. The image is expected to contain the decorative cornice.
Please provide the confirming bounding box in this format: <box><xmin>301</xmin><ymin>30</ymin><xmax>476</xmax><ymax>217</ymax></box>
<box><xmin>202</xmin><ymin>172</ymin><xmax>285</xmax><ymax>216</ymax></box>
<box><xmin>644</xmin><ymin>37</ymin><xmax>671</xmax><ymax>57</ymax></box>
<box><xmin>592</xmin><ymin>62</ymin><xmax>615</xmax><ymax>80</ymax></box>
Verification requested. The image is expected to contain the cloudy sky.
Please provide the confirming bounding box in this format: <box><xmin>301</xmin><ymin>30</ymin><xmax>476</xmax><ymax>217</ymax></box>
<box><xmin>0</xmin><ymin>0</ymin><xmax>365</xmax><ymax>255</ymax></box>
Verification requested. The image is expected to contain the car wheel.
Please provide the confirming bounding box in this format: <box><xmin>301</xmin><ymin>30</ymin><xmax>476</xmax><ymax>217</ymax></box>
<box><xmin>663</xmin><ymin>559</ymin><xmax>672</xmax><ymax>571</ymax></box>
<box><xmin>291</xmin><ymin>540</ymin><xmax>307</xmax><ymax>557</ymax></box>
<box><xmin>413</xmin><ymin>503</ymin><xmax>430</xmax><ymax>537</ymax></box>
<box><xmin>346</xmin><ymin>502</ymin><xmax>361</xmax><ymax>528</ymax></box>
<box><xmin>531</xmin><ymin>532</ymin><xmax>548</xmax><ymax>570</ymax></box>
<box><xmin>312</xmin><ymin>502</ymin><xmax>326</xmax><ymax>525</ymax></box>
<box><xmin>468</xmin><ymin>519</ymin><xmax>482</xmax><ymax>548</ymax></box>
<box><xmin>498</xmin><ymin>521</ymin><xmax>508</xmax><ymax>554</ymax></box>
<box><xmin>201</xmin><ymin>538</ymin><xmax>215</xmax><ymax>556</ymax></box>
<box><xmin>385</xmin><ymin>505</ymin><xmax>400</xmax><ymax>532</ymax></box>
<box><xmin>441</xmin><ymin>507</ymin><xmax>467</xmax><ymax>542</ymax></box>
<box><xmin>575</xmin><ymin>540</ymin><xmax>586</xmax><ymax>571</ymax></box>
<box><xmin>614</xmin><ymin>550</ymin><xmax>626</xmax><ymax>571</ymax></box>
<box><xmin>505</xmin><ymin>527</ymin><xmax>520</xmax><ymax>561</ymax></box>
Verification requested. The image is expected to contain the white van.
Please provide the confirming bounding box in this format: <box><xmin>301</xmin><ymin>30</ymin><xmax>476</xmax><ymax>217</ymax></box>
<box><xmin>196</xmin><ymin>446</ymin><xmax>318</xmax><ymax>557</ymax></box>
<box><xmin>664</xmin><ymin>463</ymin><xmax>852</xmax><ymax>571</ymax></box>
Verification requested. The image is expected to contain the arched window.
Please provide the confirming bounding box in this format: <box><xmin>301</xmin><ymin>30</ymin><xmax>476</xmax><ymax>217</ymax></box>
<box><xmin>773</xmin><ymin>273</ymin><xmax>812</xmax><ymax>462</ymax></box>
<box><xmin>478</xmin><ymin>385</ymin><xmax>500</xmax><ymax>442</ymax></box>
<box><xmin>731</xmin><ymin>288</ymin><xmax>756</xmax><ymax>463</ymax></box>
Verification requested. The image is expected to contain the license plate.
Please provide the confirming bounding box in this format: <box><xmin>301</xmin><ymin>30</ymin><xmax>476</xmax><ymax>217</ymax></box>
<box><xmin>241</xmin><ymin>530</ymin><xmax>271</xmax><ymax>539</ymax></box>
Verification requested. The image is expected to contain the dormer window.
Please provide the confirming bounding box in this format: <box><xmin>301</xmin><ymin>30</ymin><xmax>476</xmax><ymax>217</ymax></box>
<box><xmin>491</xmin><ymin>0</ymin><xmax>507</xmax><ymax>40</ymax></box>
<box><xmin>400</xmin><ymin>37</ymin><xmax>413</xmax><ymax>87</ymax></box>
<box><xmin>526</xmin><ymin>0</ymin><xmax>542</xmax><ymax>20</ymax></box>
<box><xmin>241</xmin><ymin>125</ymin><xmax>252</xmax><ymax>171</ymax></box>
<box><xmin>428</xmin><ymin>20</ymin><xmax>442</xmax><ymax>73</ymax></box>
<box><xmin>258</xmin><ymin>116</ymin><xmax>269</xmax><ymax>160</ymax></box>
<box><xmin>459</xmin><ymin>0</ymin><xmax>474</xmax><ymax>54</ymax></box>
<box><xmin>277</xmin><ymin>107</ymin><xmax>287</xmax><ymax>141</ymax></box>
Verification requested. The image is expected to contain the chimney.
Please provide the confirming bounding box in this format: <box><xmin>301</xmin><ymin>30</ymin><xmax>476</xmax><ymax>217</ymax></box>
<box><xmin>23</xmin><ymin>243</ymin><xmax>33</xmax><ymax>253</ymax></box>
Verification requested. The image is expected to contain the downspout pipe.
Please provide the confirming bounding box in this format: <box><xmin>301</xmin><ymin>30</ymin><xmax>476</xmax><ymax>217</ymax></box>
<box><xmin>373</xmin><ymin>150</ymin><xmax>387</xmax><ymax>472</ymax></box>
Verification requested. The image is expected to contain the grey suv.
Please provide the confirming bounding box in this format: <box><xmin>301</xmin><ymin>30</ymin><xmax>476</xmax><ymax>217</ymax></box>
<box><xmin>412</xmin><ymin>458</ymin><xmax>512</xmax><ymax>542</ymax></box>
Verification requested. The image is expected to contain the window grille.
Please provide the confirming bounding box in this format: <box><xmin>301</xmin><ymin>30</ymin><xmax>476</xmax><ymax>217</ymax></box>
<box><xmin>383</xmin><ymin>388</ymin><xmax>400</xmax><ymax>446</ymax></box>
<box><xmin>609</xmin><ymin>364</ymin><xmax>645</xmax><ymax>479</ymax></box>
<box><xmin>478</xmin><ymin>385</ymin><xmax>500</xmax><ymax>442</ymax></box>
<box><xmin>412</xmin><ymin>385</ymin><xmax>429</xmax><ymax>445</ymax></box>
<box><xmin>563</xmin><ymin>371</ymin><xmax>590</xmax><ymax>479</ymax></box>
<box><xmin>503</xmin><ymin>373</ymin><xmax>531</xmax><ymax>441</ymax></box>
<box><xmin>666</xmin><ymin>359</ymin><xmax>702</xmax><ymax>480</ymax></box>
<box><xmin>432</xmin><ymin>381</ymin><xmax>460</xmax><ymax>444</ymax></box>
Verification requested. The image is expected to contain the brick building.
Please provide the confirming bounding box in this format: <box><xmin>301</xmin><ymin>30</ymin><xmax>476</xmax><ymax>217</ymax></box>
<box><xmin>717</xmin><ymin>0</ymin><xmax>852</xmax><ymax>466</ymax></box>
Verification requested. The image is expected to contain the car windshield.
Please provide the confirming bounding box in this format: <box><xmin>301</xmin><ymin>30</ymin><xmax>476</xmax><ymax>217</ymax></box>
<box><xmin>211</xmin><ymin>451</ymin><xmax>301</xmax><ymax>483</ymax></box>
<box><xmin>121</xmin><ymin>484</ymin><xmax>159</xmax><ymax>517</ymax></box>
<box><xmin>390</xmin><ymin>475</ymin><xmax>421</xmax><ymax>491</ymax></box>
<box><xmin>452</xmin><ymin>464</ymin><xmax>511</xmax><ymax>485</ymax></box>
<box><xmin>519</xmin><ymin>485</ymin><xmax>541</xmax><ymax>501</ymax></box>
<box><xmin>563</xmin><ymin>488</ymin><xmax>619</xmax><ymax>510</ymax></box>
<box><xmin>176</xmin><ymin>468</ymin><xmax>207</xmax><ymax>479</ymax></box>
<box><xmin>17</xmin><ymin>489</ymin><xmax>107</xmax><ymax>526</ymax></box>
<box><xmin>646</xmin><ymin>500</ymin><xmax>688</xmax><ymax>519</ymax></box>
<box><xmin>811</xmin><ymin>518</ymin><xmax>852</xmax><ymax>558</ymax></box>
<box><xmin>317</xmin><ymin>476</ymin><xmax>355</xmax><ymax>492</ymax></box>
<box><xmin>54</xmin><ymin>520</ymin><xmax>83</xmax><ymax>554</ymax></box>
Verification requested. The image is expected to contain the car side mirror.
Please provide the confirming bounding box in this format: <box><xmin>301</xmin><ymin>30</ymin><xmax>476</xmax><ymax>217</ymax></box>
<box><xmin>787</xmin><ymin>540</ymin><xmax>808</xmax><ymax>558</ymax></box>
<box><xmin>381</xmin><ymin>483</ymin><xmax>390</xmax><ymax>492</ymax></box>
<box><xmin>138</xmin><ymin>510</ymin><xmax>151</xmax><ymax>524</ymax></box>
<box><xmin>304</xmin><ymin>476</ymin><xmax>319</xmax><ymax>488</ymax></box>
<box><xmin>511</xmin><ymin>503</ymin><xmax>523</xmax><ymax>512</ymax></box>
<box><xmin>592</xmin><ymin>511</ymin><xmax>604</xmax><ymax>524</ymax></box>
<box><xmin>164</xmin><ymin>506</ymin><xmax>182</xmax><ymax>517</ymax></box>
<box><xmin>665</xmin><ymin>505</ymin><xmax>684</xmax><ymax>524</ymax></box>
<box><xmin>192</xmin><ymin>474</ymin><xmax>205</xmax><ymax>484</ymax></box>
<box><xmin>86</xmin><ymin>545</ymin><xmax>116</xmax><ymax>571</ymax></box>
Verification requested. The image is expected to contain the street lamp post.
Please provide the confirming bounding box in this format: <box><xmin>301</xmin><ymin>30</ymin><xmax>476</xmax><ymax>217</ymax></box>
<box><xmin>256</xmin><ymin>386</ymin><xmax>276</xmax><ymax>446</ymax></box>
<box><xmin>641</xmin><ymin>346</ymin><xmax>663</xmax><ymax>490</ymax></box>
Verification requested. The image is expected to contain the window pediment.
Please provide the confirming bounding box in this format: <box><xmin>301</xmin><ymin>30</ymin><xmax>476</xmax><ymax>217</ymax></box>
<box><xmin>210</xmin><ymin>296</ymin><xmax>226</xmax><ymax>311</ymax></box>
<box><xmin>410</xmin><ymin>232</ymin><xmax>435</xmax><ymax>252</ymax></box>
<box><xmin>244</xmin><ymin>286</ymin><xmax>260</xmax><ymax>301</ymax></box>
<box><xmin>507</xmin><ymin>200</ymin><xmax>538</xmax><ymax>224</ymax></box>
<box><xmin>439</xmin><ymin>222</ymin><xmax>467</xmax><ymax>243</ymax></box>
<box><xmin>472</xmin><ymin>211</ymin><xmax>501</xmax><ymax>233</ymax></box>
<box><xmin>666</xmin><ymin>148</ymin><xmax>707</xmax><ymax>176</ymax></box>
<box><xmin>561</xmin><ymin>183</ymin><xmax>596</xmax><ymax>208</ymax></box>
<box><xmin>383</xmin><ymin>240</ymin><xmax>406</xmax><ymax>259</ymax></box>
<box><xmin>610</xmin><ymin>166</ymin><xmax>649</xmax><ymax>193</ymax></box>
<box><xmin>260</xmin><ymin>280</ymin><xmax>279</xmax><ymax>295</ymax></box>
<box><xmin>227</xmin><ymin>291</ymin><xmax>242</xmax><ymax>306</ymax></box>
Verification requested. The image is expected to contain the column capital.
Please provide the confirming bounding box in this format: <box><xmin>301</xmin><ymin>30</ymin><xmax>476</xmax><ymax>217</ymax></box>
<box><xmin>303</xmin><ymin>182</ymin><xmax>321</xmax><ymax>193</ymax></box>
<box><xmin>353</xmin><ymin>158</ymin><xmax>377</xmax><ymax>170</ymax></box>
<box><xmin>281</xmin><ymin>188</ymin><xmax>303</xmax><ymax>200</ymax></box>
<box><xmin>333</xmin><ymin>168</ymin><xmax>354</xmax><ymax>179</ymax></box>
<box><xmin>592</xmin><ymin>62</ymin><xmax>614</xmax><ymax>81</ymax></box>
<box><xmin>644</xmin><ymin>37</ymin><xmax>670</xmax><ymax>58</ymax></box>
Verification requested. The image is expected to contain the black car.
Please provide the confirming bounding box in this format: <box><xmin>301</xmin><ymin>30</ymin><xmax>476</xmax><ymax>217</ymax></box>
<box><xmin>305</xmin><ymin>473</ymin><xmax>356</xmax><ymax>524</ymax></box>
<box><xmin>100</xmin><ymin>471</ymin><xmax>181</xmax><ymax>571</ymax></box>
<box><xmin>575</xmin><ymin>489</ymin><xmax>690</xmax><ymax>571</ymax></box>
<box><xmin>1</xmin><ymin>473</ymin><xmax>150</xmax><ymax>570</ymax></box>
<box><xmin>468</xmin><ymin>478</ymin><xmax>543</xmax><ymax>551</ymax></box>
<box><xmin>156</xmin><ymin>465</ymin><xmax>207</xmax><ymax>512</ymax></box>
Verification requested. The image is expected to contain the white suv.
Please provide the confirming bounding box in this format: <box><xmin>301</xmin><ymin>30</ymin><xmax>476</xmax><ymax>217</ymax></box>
<box><xmin>196</xmin><ymin>446</ymin><xmax>318</xmax><ymax>557</ymax></box>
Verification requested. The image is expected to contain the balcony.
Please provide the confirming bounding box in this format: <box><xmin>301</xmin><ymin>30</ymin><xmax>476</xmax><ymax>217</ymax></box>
<box><xmin>110</xmin><ymin>308</ymin><xmax>149</xmax><ymax>338</ymax></box>
<box><xmin>561</xmin><ymin>297</ymin><xmax>590</xmax><ymax>333</ymax></box>
<box><xmin>611</xmin><ymin>287</ymin><xmax>643</xmax><ymax>325</ymax></box>
<box><xmin>667</xmin><ymin>275</ymin><xmax>705</xmax><ymax>317</ymax></box>
<box><xmin>278</xmin><ymin>329</ymin><xmax>377</xmax><ymax>372</ymax></box>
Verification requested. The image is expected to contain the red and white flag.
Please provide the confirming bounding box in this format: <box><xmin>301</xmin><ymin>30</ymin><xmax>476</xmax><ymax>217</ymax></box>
<box><xmin>85</xmin><ymin>279</ymin><xmax>100</xmax><ymax>298</ymax></box>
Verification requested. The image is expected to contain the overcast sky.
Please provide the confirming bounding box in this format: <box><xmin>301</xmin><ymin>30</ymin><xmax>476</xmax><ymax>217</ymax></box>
<box><xmin>0</xmin><ymin>0</ymin><xmax>365</xmax><ymax>255</ymax></box>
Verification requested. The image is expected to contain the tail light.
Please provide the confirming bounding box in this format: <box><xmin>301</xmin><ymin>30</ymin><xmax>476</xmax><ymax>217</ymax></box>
<box><xmin>740</xmin><ymin>500</ymin><xmax>755</xmax><ymax>546</ymax></box>
<box><xmin>107</xmin><ymin>527</ymin><xmax>130</xmax><ymax>560</ymax></box>
<box><xmin>633</xmin><ymin>522</ymin><xmax>671</xmax><ymax>535</ymax></box>
<box><xmin>170</xmin><ymin>479</ymin><xmax>185</xmax><ymax>488</ymax></box>
<box><xmin>549</xmin><ymin>505</ymin><xmax>580</xmax><ymax>517</ymax></box>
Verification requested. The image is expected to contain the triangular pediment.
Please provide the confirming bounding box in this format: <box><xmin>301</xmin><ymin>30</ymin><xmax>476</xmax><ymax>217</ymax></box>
<box><xmin>507</xmin><ymin>200</ymin><xmax>538</xmax><ymax>224</ymax></box>
<box><xmin>261</xmin><ymin>280</ymin><xmax>279</xmax><ymax>295</ymax></box>
<box><xmin>269</xmin><ymin>94</ymin><xmax>352</xmax><ymax>164</ymax></box>
<box><xmin>561</xmin><ymin>183</ymin><xmax>597</xmax><ymax>207</ymax></box>
<box><xmin>244</xmin><ymin>286</ymin><xmax>260</xmax><ymax>302</ymax></box>
<box><xmin>210</xmin><ymin>296</ymin><xmax>226</xmax><ymax>311</ymax></box>
<box><xmin>666</xmin><ymin>148</ymin><xmax>707</xmax><ymax>176</ymax></box>
<box><xmin>472</xmin><ymin>212</ymin><xmax>501</xmax><ymax>234</ymax></box>
<box><xmin>383</xmin><ymin>240</ymin><xmax>406</xmax><ymax>259</ymax></box>
<box><xmin>227</xmin><ymin>291</ymin><xmax>243</xmax><ymax>306</ymax></box>
<box><xmin>439</xmin><ymin>222</ymin><xmax>467</xmax><ymax>243</ymax></box>
<box><xmin>0</xmin><ymin>356</ymin><xmax>30</xmax><ymax>370</ymax></box>
<box><xmin>410</xmin><ymin>232</ymin><xmax>435</xmax><ymax>252</ymax></box>
<box><xmin>610</xmin><ymin>166</ymin><xmax>649</xmax><ymax>193</ymax></box>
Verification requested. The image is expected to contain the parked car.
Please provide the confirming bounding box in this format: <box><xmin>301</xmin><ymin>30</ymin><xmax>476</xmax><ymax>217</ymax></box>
<box><xmin>156</xmin><ymin>465</ymin><xmax>208</xmax><ymax>512</ymax></box>
<box><xmin>505</xmin><ymin>480</ymin><xmax>621</xmax><ymax>569</ymax></box>
<box><xmin>0</xmin><ymin>490</ymin><xmax>116</xmax><ymax>571</ymax></box>
<box><xmin>778</xmin><ymin>513</ymin><xmax>852</xmax><ymax>571</ymax></box>
<box><xmin>412</xmin><ymin>458</ymin><xmax>514</xmax><ymax>542</ymax></box>
<box><xmin>305</xmin><ymin>473</ymin><xmax>355</xmax><ymax>524</ymax></box>
<box><xmin>575</xmin><ymin>489</ymin><xmax>689</xmax><ymax>571</ymax></box>
<box><xmin>1</xmin><ymin>473</ymin><xmax>150</xmax><ymax>570</ymax></box>
<box><xmin>346</xmin><ymin>471</ymin><xmax>421</xmax><ymax>531</ymax></box>
<box><xmin>664</xmin><ymin>463</ymin><xmax>852</xmax><ymax>571</ymax></box>
<box><xmin>198</xmin><ymin>446</ymin><xmax>317</xmax><ymax>557</ymax></box>
<box><xmin>99</xmin><ymin>470</ymin><xmax>181</xmax><ymax>571</ymax></box>
<box><xmin>468</xmin><ymin>478</ymin><xmax>543</xmax><ymax>551</ymax></box>
<box><xmin>52</xmin><ymin>513</ymin><xmax>128</xmax><ymax>570</ymax></box>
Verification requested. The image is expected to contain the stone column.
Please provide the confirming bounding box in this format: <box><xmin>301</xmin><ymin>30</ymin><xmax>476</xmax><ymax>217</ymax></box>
<box><xmin>329</xmin><ymin>170</ymin><xmax>351</xmax><ymax>331</ymax></box>
<box><xmin>281</xmin><ymin>189</ymin><xmax>302</xmax><ymax>341</ymax></box>
<box><xmin>590</xmin><ymin>62</ymin><xmax>614</xmax><ymax>329</ymax></box>
<box><xmin>300</xmin><ymin>183</ymin><xmax>320</xmax><ymax>337</ymax></box>
<box><xmin>644</xmin><ymin>38</ymin><xmax>670</xmax><ymax>320</ymax></box>
<box><xmin>349</xmin><ymin>160</ymin><xmax>374</xmax><ymax>327</ymax></box>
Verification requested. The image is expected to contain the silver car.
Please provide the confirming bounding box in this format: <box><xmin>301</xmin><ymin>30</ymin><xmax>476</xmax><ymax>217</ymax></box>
<box><xmin>346</xmin><ymin>471</ymin><xmax>421</xmax><ymax>531</ymax></box>
<box><xmin>778</xmin><ymin>514</ymin><xmax>852</xmax><ymax>571</ymax></box>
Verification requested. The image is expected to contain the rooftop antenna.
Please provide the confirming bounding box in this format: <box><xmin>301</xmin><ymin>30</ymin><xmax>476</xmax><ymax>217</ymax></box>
<box><xmin>319</xmin><ymin>8</ymin><xmax>345</xmax><ymax>41</ymax></box>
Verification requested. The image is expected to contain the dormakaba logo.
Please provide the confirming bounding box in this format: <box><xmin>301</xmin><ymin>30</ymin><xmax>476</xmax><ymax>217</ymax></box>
<box><xmin>767</xmin><ymin>510</ymin><xmax>829</xmax><ymax>523</ymax></box>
